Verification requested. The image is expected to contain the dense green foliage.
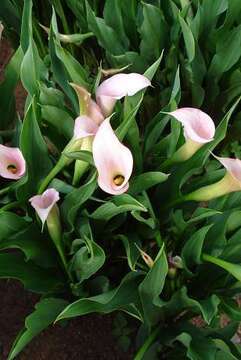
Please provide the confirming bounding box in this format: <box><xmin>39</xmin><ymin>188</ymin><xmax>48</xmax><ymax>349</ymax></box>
<box><xmin>1</xmin><ymin>0</ymin><xmax>241</xmax><ymax>359</ymax></box>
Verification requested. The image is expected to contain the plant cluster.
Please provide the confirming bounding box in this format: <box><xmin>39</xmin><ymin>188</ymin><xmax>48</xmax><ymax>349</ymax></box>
<box><xmin>0</xmin><ymin>1</ymin><xmax>241</xmax><ymax>359</ymax></box>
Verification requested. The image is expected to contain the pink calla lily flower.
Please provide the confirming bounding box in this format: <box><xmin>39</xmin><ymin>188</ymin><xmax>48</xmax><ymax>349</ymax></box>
<box><xmin>29</xmin><ymin>188</ymin><xmax>60</xmax><ymax>227</ymax></box>
<box><xmin>169</xmin><ymin>108</ymin><xmax>215</xmax><ymax>144</ymax></box>
<box><xmin>96</xmin><ymin>73</ymin><xmax>151</xmax><ymax>117</ymax></box>
<box><xmin>73</xmin><ymin>115</ymin><xmax>99</xmax><ymax>140</ymax></box>
<box><xmin>93</xmin><ymin>118</ymin><xmax>133</xmax><ymax>195</ymax></box>
<box><xmin>0</xmin><ymin>145</ymin><xmax>26</xmax><ymax>180</ymax></box>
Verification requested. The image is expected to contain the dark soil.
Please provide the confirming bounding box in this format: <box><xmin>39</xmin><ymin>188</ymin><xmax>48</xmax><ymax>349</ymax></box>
<box><xmin>0</xmin><ymin>39</ymin><xmax>132</xmax><ymax>360</ymax></box>
<box><xmin>0</xmin><ymin>281</ymin><xmax>131</xmax><ymax>360</ymax></box>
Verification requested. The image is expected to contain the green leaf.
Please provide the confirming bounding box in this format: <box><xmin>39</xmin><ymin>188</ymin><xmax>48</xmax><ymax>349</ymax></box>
<box><xmin>56</xmin><ymin>272</ymin><xmax>143</xmax><ymax>321</ymax></box>
<box><xmin>139</xmin><ymin>3</ymin><xmax>167</xmax><ymax>62</ymax></box>
<box><xmin>61</xmin><ymin>174</ymin><xmax>97</xmax><ymax>230</ymax></box>
<box><xmin>41</xmin><ymin>105</ymin><xmax>74</xmax><ymax>139</ymax></box>
<box><xmin>182</xmin><ymin>225</ymin><xmax>213</xmax><ymax>275</ymax></box>
<box><xmin>0</xmin><ymin>47</ymin><xmax>23</xmax><ymax>129</ymax></box>
<box><xmin>0</xmin><ymin>217</ymin><xmax>57</xmax><ymax>268</ymax></box>
<box><xmin>0</xmin><ymin>253</ymin><xmax>62</xmax><ymax>294</ymax></box>
<box><xmin>90</xmin><ymin>194</ymin><xmax>147</xmax><ymax>222</ymax></box>
<box><xmin>63</xmin><ymin>150</ymin><xmax>94</xmax><ymax>164</ymax></box>
<box><xmin>104</xmin><ymin>0</ymin><xmax>129</xmax><ymax>49</ymax></box>
<box><xmin>129</xmin><ymin>172</ymin><xmax>169</xmax><ymax>195</ymax></box>
<box><xmin>17</xmin><ymin>98</ymin><xmax>52</xmax><ymax>200</ymax></box>
<box><xmin>70</xmin><ymin>237</ymin><xmax>105</xmax><ymax>283</ymax></box>
<box><xmin>85</xmin><ymin>0</ymin><xmax>125</xmax><ymax>55</ymax></box>
<box><xmin>139</xmin><ymin>245</ymin><xmax>168</xmax><ymax>328</ymax></box>
<box><xmin>178</xmin><ymin>12</ymin><xmax>195</xmax><ymax>63</ymax></box>
<box><xmin>8</xmin><ymin>298</ymin><xmax>68</xmax><ymax>360</ymax></box>
<box><xmin>202</xmin><ymin>253</ymin><xmax>241</xmax><ymax>282</ymax></box>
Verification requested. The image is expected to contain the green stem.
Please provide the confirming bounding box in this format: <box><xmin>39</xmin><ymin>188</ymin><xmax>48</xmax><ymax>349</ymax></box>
<box><xmin>0</xmin><ymin>185</ymin><xmax>11</xmax><ymax>196</ymax></box>
<box><xmin>38</xmin><ymin>156</ymin><xmax>67</xmax><ymax>194</ymax></box>
<box><xmin>134</xmin><ymin>327</ymin><xmax>159</xmax><ymax>360</ymax></box>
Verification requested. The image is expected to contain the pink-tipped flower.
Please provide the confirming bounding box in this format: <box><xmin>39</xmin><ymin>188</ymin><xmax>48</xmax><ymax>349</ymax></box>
<box><xmin>96</xmin><ymin>73</ymin><xmax>151</xmax><ymax>116</ymax></box>
<box><xmin>73</xmin><ymin>115</ymin><xmax>99</xmax><ymax>140</ymax></box>
<box><xmin>214</xmin><ymin>155</ymin><xmax>241</xmax><ymax>191</ymax></box>
<box><xmin>0</xmin><ymin>145</ymin><xmax>26</xmax><ymax>180</ymax></box>
<box><xmin>29</xmin><ymin>188</ymin><xmax>60</xmax><ymax>227</ymax></box>
<box><xmin>93</xmin><ymin>118</ymin><xmax>133</xmax><ymax>195</ymax></box>
<box><xmin>169</xmin><ymin>108</ymin><xmax>215</xmax><ymax>144</ymax></box>
<box><xmin>185</xmin><ymin>155</ymin><xmax>241</xmax><ymax>202</ymax></box>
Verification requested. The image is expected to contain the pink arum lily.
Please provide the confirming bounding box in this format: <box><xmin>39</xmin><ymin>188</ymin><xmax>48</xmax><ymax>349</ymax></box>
<box><xmin>93</xmin><ymin>118</ymin><xmax>133</xmax><ymax>195</ymax></box>
<box><xmin>96</xmin><ymin>73</ymin><xmax>151</xmax><ymax>117</ymax></box>
<box><xmin>166</xmin><ymin>108</ymin><xmax>215</xmax><ymax>164</ymax></box>
<box><xmin>29</xmin><ymin>188</ymin><xmax>60</xmax><ymax>228</ymax></box>
<box><xmin>29</xmin><ymin>189</ymin><xmax>69</xmax><ymax>276</ymax></box>
<box><xmin>0</xmin><ymin>145</ymin><xmax>26</xmax><ymax>180</ymax></box>
<box><xmin>184</xmin><ymin>155</ymin><xmax>241</xmax><ymax>202</ymax></box>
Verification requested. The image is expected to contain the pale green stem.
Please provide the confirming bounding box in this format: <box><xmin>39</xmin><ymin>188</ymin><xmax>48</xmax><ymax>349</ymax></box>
<box><xmin>47</xmin><ymin>205</ymin><xmax>73</xmax><ymax>282</ymax></box>
<box><xmin>133</xmin><ymin>327</ymin><xmax>159</xmax><ymax>360</ymax></box>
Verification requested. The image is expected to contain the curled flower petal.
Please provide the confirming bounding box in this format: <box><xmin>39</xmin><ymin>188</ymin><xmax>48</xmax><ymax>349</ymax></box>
<box><xmin>74</xmin><ymin>115</ymin><xmax>99</xmax><ymax>140</ymax></box>
<box><xmin>0</xmin><ymin>145</ymin><xmax>26</xmax><ymax>180</ymax></box>
<box><xmin>96</xmin><ymin>73</ymin><xmax>151</xmax><ymax>116</ymax></box>
<box><xmin>70</xmin><ymin>83</ymin><xmax>104</xmax><ymax>125</ymax></box>
<box><xmin>29</xmin><ymin>188</ymin><xmax>60</xmax><ymax>227</ymax></box>
<box><xmin>88</xmin><ymin>99</ymin><xmax>104</xmax><ymax>125</ymax></box>
<box><xmin>213</xmin><ymin>154</ymin><xmax>241</xmax><ymax>184</ymax></box>
<box><xmin>93</xmin><ymin>118</ymin><xmax>133</xmax><ymax>195</ymax></box>
<box><xmin>169</xmin><ymin>108</ymin><xmax>215</xmax><ymax>144</ymax></box>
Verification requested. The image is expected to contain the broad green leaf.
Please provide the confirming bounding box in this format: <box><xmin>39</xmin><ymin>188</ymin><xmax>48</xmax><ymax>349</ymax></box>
<box><xmin>139</xmin><ymin>3</ymin><xmax>167</xmax><ymax>62</ymax></box>
<box><xmin>104</xmin><ymin>0</ymin><xmax>129</xmax><ymax>49</ymax></box>
<box><xmin>61</xmin><ymin>174</ymin><xmax>97</xmax><ymax>230</ymax></box>
<box><xmin>17</xmin><ymin>98</ymin><xmax>52</xmax><ymax>200</ymax></box>
<box><xmin>182</xmin><ymin>225</ymin><xmax>213</xmax><ymax>275</ymax></box>
<box><xmin>8</xmin><ymin>298</ymin><xmax>68</xmax><ymax>360</ymax></box>
<box><xmin>129</xmin><ymin>172</ymin><xmax>169</xmax><ymax>195</ymax></box>
<box><xmin>41</xmin><ymin>105</ymin><xmax>74</xmax><ymax>139</ymax></box>
<box><xmin>90</xmin><ymin>194</ymin><xmax>147</xmax><ymax>222</ymax></box>
<box><xmin>85</xmin><ymin>0</ymin><xmax>125</xmax><ymax>55</ymax></box>
<box><xmin>0</xmin><ymin>47</ymin><xmax>23</xmax><ymax>129</ymax></box>
<box><xmin>118</xmin><ymin>234</ymin><xmax>140</xmax><ymax>271</ymax></box>
<box><xmin>56</xmin><ymin>272</ymin><xmax>143</xmax><ymax>321</ymax></box>
<box><xmin>139</xmin><ymin>245</ymin><xmax>168</xmax><ymax>328</ymax></box>
<box><xmin>178</xmin><ymin>13</ymin><xmax>195</xmax><ymax>63</ymax></box>
<box><xmin>63</xmin><ymin>150</ymin><xmax>94</xmax><ymax>164</ymax></box>
<box><xmin>70</xmin><ymin>237</ymin><xmax>105</xmax><ymax>283</ymax></box>
<box><xmin>202</xmin><ymin>254</ymin><xmax>241</xmax><ymax>282</ymax></box>
<box><xmin>0</xmin><ymin>253</ymin><xmax>62</xmax><ymax>293</ymax></box>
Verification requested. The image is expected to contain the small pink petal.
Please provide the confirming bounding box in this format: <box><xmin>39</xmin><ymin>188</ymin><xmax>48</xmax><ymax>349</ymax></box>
<box><xmin>213</xmin><ymin>154</ymin><xmax>241</xmax><ymax>183</ymax></box>
<box><xmin>0</xmin><ymin>145</ymin><xmax>26</xmax><ymax>180</ymax></box>
<box><xmin>73</xmin><ymin>115</ymin><xmax>99</xmax><ymax>139</ymax></box>
<box><xmin>169</xmin><ymin>108</ymin><xmax>215</xmax><ymax>144</ymax></box>
<box><xmin>92</xmin><ymin>118</ymin><xmax>133</xmax><ymax>195</ymax></box>
<box><xmin>29</xmin><ymin>188</ymin><xmax>60</xmax><ymax>227</ymax></box>
<box><xmin>96</xmin><ymin>73</ymin><xmax>151</xmax><ymax>116</ymax></box>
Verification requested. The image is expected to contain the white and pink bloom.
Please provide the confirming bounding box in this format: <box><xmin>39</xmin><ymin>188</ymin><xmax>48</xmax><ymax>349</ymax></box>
<box><xmin>29</xmin><ymin>188</ymin><xmax>60</xmax><ymax>227</ymax></box>
<box><xmin>92</xmin><ymin>118</ymin><xmax>133</xmax><ymax>195</ymax></box>
<box><xmin>96</xmin><ymin>73</ymin><xmax>151</xmax><ymax>117</ymax></box>
<box><xmin>170</xmin><ymin>108</ymin><xmax>215</xmax><ymax>144</ymax></box>
<box><xmin>166</xmin><ymin>108</ymin><xmax>216</xmax><ymax>164</ymax></box>
<box><xmin>0</xmin><ymin>145</ymin><xmax>26</xmax><ymax>180</ymax></box>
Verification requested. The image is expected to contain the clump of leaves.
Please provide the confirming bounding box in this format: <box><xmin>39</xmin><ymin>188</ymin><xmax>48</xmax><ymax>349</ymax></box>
<box><xmin>1</xmin><ymin>1</ymin><xmax>241</xmax><ymax>360</ymax></box>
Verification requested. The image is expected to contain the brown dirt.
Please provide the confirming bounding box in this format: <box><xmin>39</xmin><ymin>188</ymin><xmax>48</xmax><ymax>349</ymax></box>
<box><xmin>0</xmin><ymin>281</ymin><xmax>130</xmax><ymax>360</ymax></box>
<box><xmin>0</xmin><ymin>39</ymin><xmax>132</xmax><ymax>360</ymax></box>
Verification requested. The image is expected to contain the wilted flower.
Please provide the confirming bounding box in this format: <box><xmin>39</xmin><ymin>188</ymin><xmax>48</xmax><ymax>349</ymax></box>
<box><xmin>29</xmin><ymin>188</ymin><xmax>60</xmax><ymax>227</ymax></box>
<box><xmin>93</xmin><ymin>118</ymin><xmax>133</xmax><ymax>195</ymax></box>
<box><xmin>96</xmin><ymin>73</ymin><xmax>151</xmax><ymax>116</ymax></box>
<box><xmin>168</xmin><ymin>108</ymin><xmax>215</xmax><ymax>162</ymax></box>
<box><xmin>0</xmin><ymin>145</ymin><xmax>26</xmax><ymax>180</ymax></box>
